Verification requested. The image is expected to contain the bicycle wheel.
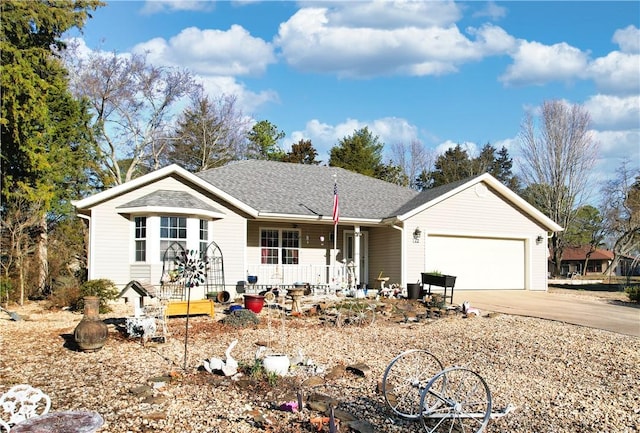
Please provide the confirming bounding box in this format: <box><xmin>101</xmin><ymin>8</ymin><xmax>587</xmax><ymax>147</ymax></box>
<box><xmin>382</xmin><ymin>349</ymin><xmax>444</xmax><ymax>419</ymax></box>
<box><xmin>419</xmin><ymin>367</ymin><xmax>492</xmax><ymax>433</ymax></box>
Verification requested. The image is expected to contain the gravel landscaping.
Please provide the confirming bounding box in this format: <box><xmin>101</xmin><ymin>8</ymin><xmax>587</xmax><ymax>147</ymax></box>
<box><xmin>1</xmin><ymin>293</ymin><xmax>638</xmax><ymax>433</ymax></box>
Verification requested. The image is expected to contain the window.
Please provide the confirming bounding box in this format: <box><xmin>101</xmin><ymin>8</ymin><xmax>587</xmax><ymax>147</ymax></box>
<box><xmin>160</xmin><ymin>216</ymin><xmax>187</xmax><ymax>260</ymax></box>
<box><xmin>199</xmin><ymin>219</ymin><xmax>209</xmax><ymax>254</ymax></box>
<box><xmin>261</xmin><ymin>229</ymin><xmax>279</xmax><ymax>264</ymax></box>
<box><xmin>134</xmin><ymin>217</ymin><xmax>146</xmax><ymax>262</ymax></box>
<box><xmin>260</xmin><ymin>229</ymin><xmax>299</xmax><ymax>265</ymax></box>
<box><xmin>282</xmin><ymin>230</ymin><xmax>299</xmax><ymax>264</ymax></box>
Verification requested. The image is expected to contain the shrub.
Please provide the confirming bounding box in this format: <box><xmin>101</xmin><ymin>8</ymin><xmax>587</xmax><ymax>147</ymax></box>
<box><xmin>48</xmin><ymin>284</ymin><xmax>82</xmax><ymax>310</ymax></box>
<box><xmin>239</xmin><ymin>358</ymin><xmax>279</xmax><ymax>386</ymax></box>
<box><xmin>221</xmin><ymin>308</ymin><xmax>260</xmax><ymax>328</ymax></box>
<box><xmin>624</xmin><ymin>285</ymin><xmax>640</xmax><ymax>303</ymax></box>
<box><xmin>73</xmin><ymin>279</ymin><xmax>119</xmax><ymax>313</ymax></box>
<box><xmin>0</xmin><ymin>278</ymin><xmax>13</xmax><ymax>304</ymax></box>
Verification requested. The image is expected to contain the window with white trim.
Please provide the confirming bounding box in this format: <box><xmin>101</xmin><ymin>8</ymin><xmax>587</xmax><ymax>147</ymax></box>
<box><xmin>199</xmin><ymin>219</ymin><xmax>209</xmax><ymax>254</ymax></box>
<box><xmin>160</xmin><ymin>216</ymin><xmax>187</xmax><ymax>260</ymax></box>
<box><xmin>260</xmin><ymin>229</ymin><xmax>300</xmax><ymax>265</ymax></box>
<box><xmin>134</xmin><ymin>217</ymin><xmax>146</xmax><ymax>262</ymax></box>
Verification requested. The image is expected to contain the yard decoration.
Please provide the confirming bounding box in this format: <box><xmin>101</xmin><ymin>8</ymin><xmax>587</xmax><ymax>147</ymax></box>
<box><xmin>382</xmin><ymin>349</ymin><xmax>515</xmax><ymax>432</ymax></box>
<box><xmin>203</xmin><ymin>339</ymin><xmax>238</xmax><ymax>376</ymax></box>
<box><xmin>174</xmin><ymin>249</ymin><xmax>208</xmax><ymax>370</ymax></box>
<box><xmin>73</xmin><ymin>296</ymin><xmax>108</xmax><ymax>352</ymax></box>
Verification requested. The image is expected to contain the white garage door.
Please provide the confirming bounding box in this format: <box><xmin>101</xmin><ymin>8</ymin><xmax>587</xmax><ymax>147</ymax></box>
<box><xmin>426</xmin><ymin>236</ymin><xmax>525</xmax><ymax>290</ymax></box>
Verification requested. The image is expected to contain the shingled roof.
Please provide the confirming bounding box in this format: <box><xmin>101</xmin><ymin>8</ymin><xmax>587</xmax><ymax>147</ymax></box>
<box><xmin>118</xmin><ymin>190</ymin><xmax>223</xmax><ymax>214</ymax></box>
<box><xmin>562</xmin><ymin>246</ymin><xmax>614</xmax><ymax>261</ymax></box>
<box><xmin>196</xmin><ymin>160</ymin><xmax>420</xmax><ymax>220</ymax></box>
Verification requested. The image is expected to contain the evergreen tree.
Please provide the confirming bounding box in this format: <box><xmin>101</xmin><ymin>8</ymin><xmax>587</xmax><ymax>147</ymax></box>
<box><xmin>329</xmin><ymin>127</ymin><xmax>383</xmax><ymax>177</ymax></box>
<box><xmin>166</xmin><ymin>94</ymin><xmax>248</xmax><ymax>172</ymax></box>
<box><xmin>247</xmin><ymin>120</ymin><xmax>286</xmax><ymax>161</ymax></box>
<box><xmin>1</xmin><ymin>0</ymin><xmax>104</xmax><ymax>298</ymax></box>
<box><xmin>431</xmin><ymin>144</ymin><xmax>473</xmax><ymax>187</ymax></box>
<box><xmin>282</xmin><ymin>139</ymin><xmax>320</xmax><ymax>164</ymax></box>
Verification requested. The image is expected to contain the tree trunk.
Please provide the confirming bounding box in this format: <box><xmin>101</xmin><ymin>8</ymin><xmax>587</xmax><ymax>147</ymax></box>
<box><xmin>550</xmin><ymin>236</ymin><xmax>563</xmax><ymax>277</ymax></box>
<box><xmin>37</xmin><ymin>214</ymin><xmax>49</xmax><ymax>297</ymax></box>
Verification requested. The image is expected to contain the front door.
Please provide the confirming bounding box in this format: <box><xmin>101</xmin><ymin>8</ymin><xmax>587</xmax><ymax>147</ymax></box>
<box><xmin>344</xmin><ymin>231</ymin><xmax>368</xmax><ymax>287</ymax></box>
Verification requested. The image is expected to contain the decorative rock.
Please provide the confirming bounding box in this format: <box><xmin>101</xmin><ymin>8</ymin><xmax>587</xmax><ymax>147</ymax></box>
<box><xmin>346</xmin><ymin>363</ymin><xmax>370</xmax><ymax>377</ymax></box>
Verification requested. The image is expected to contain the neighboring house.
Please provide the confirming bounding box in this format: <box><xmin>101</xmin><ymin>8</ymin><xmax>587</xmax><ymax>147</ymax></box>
<box><xmin>72</xmin><ymin>160</ymin><xmax>563</xmax><ymax>300</ymax></box>
<box><xmin>559</xmin><ymin>246</ymin><xmax>614</xmax><ymax>276</ymax></box>
<box><xmin>560</xmin><ymin>246</ymin><xmax>640</xmax><ymax>277</ymax></box>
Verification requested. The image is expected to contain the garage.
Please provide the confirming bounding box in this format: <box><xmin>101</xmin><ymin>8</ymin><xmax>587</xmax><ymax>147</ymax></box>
<box><xmin>426</xmin><ymin>235</ymin><xmax>526</xmax><ymax>290</ymax></box>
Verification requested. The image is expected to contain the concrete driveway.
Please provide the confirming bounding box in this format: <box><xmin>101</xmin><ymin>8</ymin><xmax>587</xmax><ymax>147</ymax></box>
<box><xmin>452</xmin><ymin>290</ymin><xmax>640</xmax><ymax>337</ymax></box>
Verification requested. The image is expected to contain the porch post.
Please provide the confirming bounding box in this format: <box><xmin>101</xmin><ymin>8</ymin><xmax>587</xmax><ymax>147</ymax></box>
<box><xmin>354</xmin><ymin>226</ymin><xmax>361</xmax><ymax>288</ymax></box>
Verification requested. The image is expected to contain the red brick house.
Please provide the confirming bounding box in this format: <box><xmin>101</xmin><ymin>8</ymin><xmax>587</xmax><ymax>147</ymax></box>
<box><xmin>560</xmin><ymin>246</ymin><xmax>613</xmax><ymax>276</ymax></box>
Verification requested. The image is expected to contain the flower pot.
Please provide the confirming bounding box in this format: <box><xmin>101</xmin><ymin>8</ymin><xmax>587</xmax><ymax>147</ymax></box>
<box><xmin>407</xmin><ymin>283</ymin><xmax>422</xmax><ymax>300</ymax></box>
<box><xmin>262</xmin><ymin>354</ymin><xmax>290</xmax><ymax>376</ymax></box>
<box><xmin>243</xmin><ymin>294</ymin><xmax>265</xmax><ymax>314</ymax></box>
<box><xmin>217</xmin><ymin>291</ymin><xmax>231</xmax><ymax>303</ymax></box>
<box><xmin>73</xmin><ymin>296</ymin><xmax>108</xmax><ymax>352</ymax></box>
<box><xmin>421</xmin><ymin>273</ymin><xmax>456</xmax><ymax>288</ymax></box>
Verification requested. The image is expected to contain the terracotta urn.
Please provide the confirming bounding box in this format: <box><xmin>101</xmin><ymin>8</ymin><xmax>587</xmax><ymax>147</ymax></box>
<box><xmin>74</xmin><ymin>296</ymin><xmax>108</xmax><ymax>352</ymax></box>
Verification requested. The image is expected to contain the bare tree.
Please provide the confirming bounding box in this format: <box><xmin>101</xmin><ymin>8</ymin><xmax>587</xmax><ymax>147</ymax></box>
<box><xmin>601</xmin><ymin>160</ymin><xmax>640</xmax><ymax>276</ymax></box>
<box><xmin>64</xmin><ymin>46</ymin><xmax>197</xmax><ymax>186</ymax></box>
<box><xmin>517</xmin><ymin>100</ymin><xmax>599</xmax><ymax>276</ymax></box>
<box><xmin>0</xmin><ymin>198</ymin><xmax>44</xmax><ymax>305</ymax></box>
<box><xmin>390</xmin><ymin>140</ymin><xmax>435</xmax><ymax>190</ymax></box>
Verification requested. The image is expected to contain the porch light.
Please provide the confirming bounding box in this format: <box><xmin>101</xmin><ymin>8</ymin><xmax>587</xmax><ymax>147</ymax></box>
<box><xmin>536</xmin><ymin>235</ymin><xmax>544</xmax><ymax>245</ymax></box>
<box><xmin>413</xmin><ymin>227</ymin><xmax>422</xmax><ymax>243</ymax></box>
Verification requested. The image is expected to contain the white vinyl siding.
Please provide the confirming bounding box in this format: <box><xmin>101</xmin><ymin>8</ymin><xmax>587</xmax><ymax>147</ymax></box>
<box><xmin>405</xmin><ymin>182</ymin><xmax>549</xmax><ymax>291</ymax></box>
<box><xmin>86</xmin><ymin>176</ymin><xmax>248</xmax><ymax>290</ymax></box>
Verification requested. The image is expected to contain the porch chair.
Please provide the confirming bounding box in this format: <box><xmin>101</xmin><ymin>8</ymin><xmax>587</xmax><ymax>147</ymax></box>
<box><xmin>0</xmin><ymin>384</ymin><xmax>51</xmax><ymax>430</ymax></box>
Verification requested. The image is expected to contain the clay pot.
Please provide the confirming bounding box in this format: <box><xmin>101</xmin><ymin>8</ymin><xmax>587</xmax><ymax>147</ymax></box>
<box><xmin>74</xmin><ymin>296</ymin><xmax>108</xmax><ymax>352</ymax></box>
<box><xmin>217</xmin><ymin>291</ymin><xmax>231</xmax><ymax>303</ymax></box>
<box><xmin>262</xmin><ymin>354</ymin><xmax>290</xmax><ymax>376</ymax></box>
<box><xmin>243</xmin><ymin>294</ymin><xmax>265</xmax><ymax>314</ymax></box>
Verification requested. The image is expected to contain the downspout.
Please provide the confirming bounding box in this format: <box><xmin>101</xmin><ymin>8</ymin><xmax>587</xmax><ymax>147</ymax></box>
<box><xmin>391</xmin><ymin>224</ymin><xmax>405</xmax><ymax>286</ymax></box>
<box><xmin>77</xmin><ymin>214</ymin><xmax>92</xmax><ymax>280</ymax></box>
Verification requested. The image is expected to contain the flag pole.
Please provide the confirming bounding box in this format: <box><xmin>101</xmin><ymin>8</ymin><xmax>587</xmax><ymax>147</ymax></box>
<box><xmin>332</xmin><ymin>174</ymin><xmax>338</xmax><ymax>287</ymax></box>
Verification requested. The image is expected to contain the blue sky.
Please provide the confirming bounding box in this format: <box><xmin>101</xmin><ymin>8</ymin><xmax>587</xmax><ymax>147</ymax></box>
<box><xmin>67</xmin><ymin>0</ymin><xmax>639</xmax><ymax>194</ymax></box>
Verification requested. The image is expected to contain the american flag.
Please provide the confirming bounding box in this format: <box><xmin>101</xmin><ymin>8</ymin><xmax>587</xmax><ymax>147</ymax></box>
<box><xmin>332</xmin><ymin>182</ymin><xmax>339</xmax><ymax>225</ymax></box>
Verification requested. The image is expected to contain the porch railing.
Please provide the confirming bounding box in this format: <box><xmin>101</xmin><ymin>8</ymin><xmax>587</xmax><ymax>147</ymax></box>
<box><xmin>246</xmin><ymin>263</ymin><xmax>351</xmax><ymax>288</ymax></box>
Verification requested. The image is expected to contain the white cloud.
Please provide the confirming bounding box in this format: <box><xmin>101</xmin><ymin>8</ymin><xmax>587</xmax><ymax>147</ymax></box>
<box><xmin>284</xmin><ymin>116</ymin><xmax>421</xmax><ymax>163</ymax></box>
<box><xmin>132</xmin><ymin>25</ymin><xmax>276</xmax><ymax>76</ymax></box>
<box><xmin>586</xmin><ymin>51</ymin><xmax>640</xmax><ymax>96</ymax></box>
<box><xmin>323</xmin><ymin>0</ymin><xmax>462</xmax><ymax>29</ymax></box>
<box><xmin>500</xmin><ymin>40</ymin><xmax>589</xmax><ymax>86</ymax></box>
<box><xmin>275</xmin><ymin>6</ymin><xmax>516</xmax><ymax>78</ymax></box>
<box><xmin>472</xmin><ymin>1</ymin><xmax>507</xmax><ymax>20</ymax></box>
<box><xmin>584</xmin><ymin>94</ymin><xmax>640</xmax><ymax>130</ymax></box>
<box><xmin>141</xmin><ymin>0</ymin><xmax>216</xmax><ymax>14</ymax></box>
<box><xmin>591</xmin><ymin>129</ymin><xmax>640</xmax><ymax>185</ymax></box>
<box><xmin>613</xmin><ymin>25</ymin><xmax>640</xmax><ymax>54</ymax></box>
<box><xmin>434</xmin><ymin>140</ymin><xmax>478</xmax><ymax>157</ymax></box>
<box><xmin>196</xmin><ymin>76</ymin><xmax>279</xmax><ymax>114</ymax></box>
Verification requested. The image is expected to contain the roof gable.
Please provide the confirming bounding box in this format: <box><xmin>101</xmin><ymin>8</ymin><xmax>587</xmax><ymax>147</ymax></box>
<box><xmin>117</xmin><ymin>190</ymin><xmax>224</xmax><ymax>217</ymax></box>
<box><xmin>395</xmin><ymin>173</ymin><xmax>563</xmax><ymax>232</ymax></box>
